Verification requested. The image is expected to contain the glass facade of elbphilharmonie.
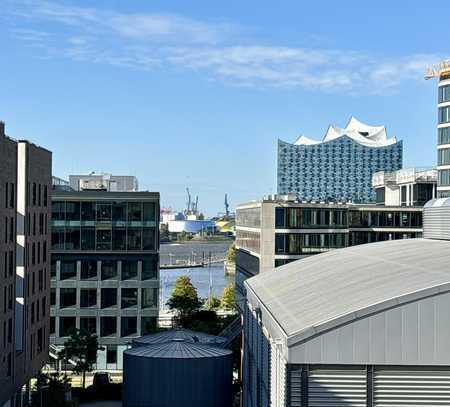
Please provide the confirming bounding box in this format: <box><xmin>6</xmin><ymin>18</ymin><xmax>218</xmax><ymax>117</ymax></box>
<box><xmin>277</xmin><ymin>118</ymin><xmax>403</xmax><ymax>203</ymax></box>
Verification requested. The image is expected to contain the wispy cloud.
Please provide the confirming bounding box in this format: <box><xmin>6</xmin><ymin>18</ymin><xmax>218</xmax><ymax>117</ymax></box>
<box><xmin>3</xmin><ymin>0</ymin><xmax>443</xmax><ymax>93</ymax></box>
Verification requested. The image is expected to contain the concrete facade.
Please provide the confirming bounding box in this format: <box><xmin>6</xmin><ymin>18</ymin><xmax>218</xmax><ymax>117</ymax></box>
<box><xmin>0</xmin><ymin>122</ymin><xmax>52</xmax><ymax>407</ymax></box>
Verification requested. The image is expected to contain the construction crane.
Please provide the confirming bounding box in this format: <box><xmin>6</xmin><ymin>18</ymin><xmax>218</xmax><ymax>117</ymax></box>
<box><xmin>224</xmin><ymin>194</ymin><xmax>230</xmax><ymax>218</ymax></box>
<box><xmin>186</xmin><ymin>188</ymin><xmax>192</xmax><ymax>213</ymax></box>
<box><xmin>425</xmin><ymin>60</ymin><xmax>450</xmax><ymax>80</ymax></box>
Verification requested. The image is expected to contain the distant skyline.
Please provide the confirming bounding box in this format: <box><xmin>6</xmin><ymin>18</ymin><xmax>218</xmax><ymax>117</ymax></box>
<box><xmin>0</xmin><ymin>0</ymin><xmax>447</xmax><ymax>215</ymax></box>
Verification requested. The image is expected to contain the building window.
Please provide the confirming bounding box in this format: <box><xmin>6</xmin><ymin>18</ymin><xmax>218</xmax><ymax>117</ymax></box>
<box><xmin>142</xmin><ymin>228</ymin><xmax>155</xmax><ymax>250</ymax></box>
<box><xmin>142</xmin><ymin>288</ymin><xmax>157</xmax><ymax>308</ymax></box>
<box><xmin>101</xmin><ymin>260</ymin><xmax>117</xmax><ymax>280</ymax></box>
<box><xmin>121</xmin><ymin>317</ymin><xmax>137</xmax><ymax>337</ymax></box>
<box><xmin>112</xmin><ymin>202</ymin><xmax>127</xmax><ymax>222</ymax></box>
<box><xmin>121</xmin><ymin>288</ymin><xmax>137</xmax><ymax>308</ymax></box>
<box><xmin>438</xmin><ymin>148</ymin><xmax>450</xmax><ymax>166</ymax></box>
<box><xmin>101</xmin><ymin>288</ymin><xmax>117</xmax><ymax>308</ymax></box>
<box><xmin>81</xmin><ymin>260</ymin><xmax>97</xmax><ymax>279</ymax></box>
<box><xmin>143</xmin><ymin>202</ymin><xmax>156</xmax><ymax>222</ymax></box>
<box><xmin>66</xmin><ymin>201</ymin><xmax>81</xmax><ymax>221</ymax></box>
<box><xmin>121</xmin><ymin>260</ymin><xmax>137</xmax><ymax>280</ymax></box>
<box><xmin>100</xmin><ymin>317</ymin><xmax>116</xmax><ymax>337</ymax></box>
<box><xmin>439</xmin><ymin>106</ymin><xmax>450</xmax><ymax>124</ymax></box>
<box><xmin>59</xmin><ymin>317</ymin><xmax>76</xmax><ymax>337</ymax></box>
<box><xmin>439</xmin><ymin>84</ymin><xmax>450</xmax><ymax>103</ymax></box>
<box><xmin>112</xmin><ymin>228</ymin><xmax>126</xmax><ymax>250</ymax></box>
<box><xmin>142</xmin><ymin>259</ymin><xmax>157</xmax><ymax>280</ymax></box>
<box><xmin>65</xmin><ymin>228</ymin><xmax>80</xmax><ymax>250</ymax></box>
<box><xmin>52</xmin><ymin>201</ymin><xmax>65</xmax><ymax>221</ymax></box>
<box><xmin>141</xmin><ymin>317</ymin><xmax>157</xmax><ymax>335</ymax></box>
<box><xmin>81</xmin><ymin>202</ymin><xmax>96</xmax><ymax>221</ymax></box>
<box><xmin>96</xmin><ymin>229</ymin><xmax>112</xmax><ymax>250</ymax></box>
<box><xmin>50</xmin><ymin>288</ymin><xmax>56</xmax><ymax>306</ymax></box>
<box><xmin>50</xmin><ymin>317</ymin><xmax>55</xmax><ymax>334</ymax></box>
<box><xmin>52</xmin><ymin>227</ymin><xmax>65</xmax><ymax>250</ymax></box>
<box><xmin>439</xmin><ymin>127</ymin><xmax>450</xmax><ymax>145</ymax></box>
<box><xmin>60</xmin><ymin>260</ymin><xmax>77</xmax><ymax>280</ymax></box>
<box><xmin>80</xmin><ymin>288</ymin><xmax>97</xmax><ymax>308</ymax></box>
<box><xmin>127</xmin><ymin>228</ymin><xmax>142</xmax><ymax>250</ymax></box>
<box><xmin>80</xmin><ymin>317</ymin><xmax>97</xmax><ymax>334</ymax></box>
<box><xmin>106</xmin><ymin>345</ymin><xmax>117</xmax><ymax>364</ymax></box>
<box><xmin>96</xmin><ymin>203</ymin><xmax>112</xmax><ymax>221</ymax></box>
<box><xmin>60</xmin><ymin>288</ymin><xmax>77</xmax><ymax>308</ymax></box>
<box><xmin>439</xmin><ymin>169</ymin><xmax>450</xmax><ymax>186</ymax></box>
<box><xmin>81</xmin><ymin>227</ymin><xmax>95</xmax><ymax>250</ymax></box>
<box><xmin>128</xmin><ymin>202</ymin><xmax>142</xmax><ymax>221</ymax></box>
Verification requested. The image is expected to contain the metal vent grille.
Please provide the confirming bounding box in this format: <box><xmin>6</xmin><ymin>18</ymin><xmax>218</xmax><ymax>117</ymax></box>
<box><xmin>374</xmin><ymin>370</ymin><xmax>450</xmax><ymax>406</ymax></box>
<box><xmin>308</xmin><ymin>369</ymin><xmax>367</xmax><ymax>407</ymax></box>
<box><xmin>289</xmin><ymin>368</ymin><xmax>302</xmax><ymax>407</ymax></box>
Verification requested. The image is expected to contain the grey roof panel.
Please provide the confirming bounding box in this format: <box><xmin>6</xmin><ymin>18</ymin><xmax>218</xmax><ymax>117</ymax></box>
<box><xmin>245</xmin><ymin>238</ymin><xmax>450</xmax><ymax>341</ymax></box>
<box><xmin>132</xmin><ymin>328</ymin><xmax>227</xmax><ymax>347</ymax></box>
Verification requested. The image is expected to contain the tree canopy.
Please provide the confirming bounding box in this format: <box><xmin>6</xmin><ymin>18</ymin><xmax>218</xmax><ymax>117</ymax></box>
<box><xmin>58</xmin><ymin>329</ymin><xmax>102</xmax><ymax>388</ymax></box>
<box><xmin>167</xmin><ymin>275</ymin><xmax>202</xmax><ymax>317</ymax></box>
<box><xmin>221</xmin><ymin>283</ymin><xmax>236</xmax><ymax>311</ymax></box>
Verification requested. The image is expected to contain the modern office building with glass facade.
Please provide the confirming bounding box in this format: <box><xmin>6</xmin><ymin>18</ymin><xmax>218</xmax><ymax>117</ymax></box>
<box><xmin>435</xmin><ymin>62</ymin><xmax>450</xmax><ymax>197</ymax></box>
<box><xmin>277</xmin><ymin>117</ymin><xmax>403</xmax><ymax>202</ymax></box>
<box><xmin>50</xmin><ymin>190</ymin><xmax>159</xmax><ymax>371</ymax></box>
<box><xmin>235</xmin><ymin>196</ymin><xmax>423</xmax><ymax>311</ymax></box>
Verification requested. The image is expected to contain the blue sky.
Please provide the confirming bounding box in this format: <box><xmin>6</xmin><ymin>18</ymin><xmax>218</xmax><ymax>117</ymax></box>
<box><xmin>0</xmin><ymin>1</ymin><xmax>447</xmax><ymax>215</ymax></box>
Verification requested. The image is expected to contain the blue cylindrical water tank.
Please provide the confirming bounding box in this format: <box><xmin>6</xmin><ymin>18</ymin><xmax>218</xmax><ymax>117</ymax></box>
<box><xmin>123</xmin><ymin>339</ymin><xmax>233</xmax><ymax>407</ymax></box>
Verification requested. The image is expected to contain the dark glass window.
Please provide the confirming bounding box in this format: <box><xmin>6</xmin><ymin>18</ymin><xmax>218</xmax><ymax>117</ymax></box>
<box><xmin>60</xmin><ymin>317</ymin><xmax>76</xmax><ymax>337</ymax></box>
<box><xmin>96</xmin><ymin>203</ymin><xmax>112</xmax><ymax>221</ymax></box>
<box><xmin>143</xmin><ymin>202</ymin><xmax>156</xmax><ymax>222</ymax></box>
<box><xmin>60</xmin><ymin>288</ymin><xmax>76</xmax><ymax>308</ymax></box>
<box><xmin>142</xmin><ymin>228</ymin><xmax>155</xmax><ymax>250</ymax></box>
<box><xmin>142</xmin><ymin>288</ymin><xmax>157</xmax><ymax>308</ymax></box>
<box><xmin>50</xmin><ymin>317</ymin><xmax>55</xmax><ymax>334</ymax></box>
<box><xmin>127</xmin><ymin>228</ymin><xmax>142</xmax><ymax>250</ymax></box>
<box><xmin>51</xmin><ymin>228</ymin><xmax>65</xmax><ymax>250</ymax></box>
<box><xmin>122</xmin><ymin>260</ymin><xmax>137</xmax><ymax>280</ymax></box>
<box><xmin>81</xmin><ymin>260</ymin><xmax>97</xmax><ymax>279</ymax></box>
<box><xmin>112</xmin><ymin>228</ymin><xmax>126</xmax><ymax>250</ymax></box>
<box><xmin>121</xmin><ymin>288</ymin><xmax>137</xmax><ymax>308</ymax></box>
<box><xmin>52</xmin><ymin>201</ymin><xmax>65</xmax><ymax>221</ymax></box>
<box><xmin>275</xmin><ymin>208</ymin><xmax>285</xmax><ymax>228</ymax></box>
<box><xmin>141</xmin><ymin>317</ymin><xmax>157</xmax><ymax>335</ymax></box>
<box><xmin>142</xmin><ymin>259</ymin><xmax>157</xmax><ymax>280</ymax></box>
<box><xmin>275</xmin><ymin>234</ymin><xmax>285</xmax><ymax>254</ymax></box>
<box><xmin>376</xmin><ymin>188</ymin><xmax>385</xmax><ymax>205</ymax></box>
<box><xmin>101</xmin><ymin>288</ymin><xmax>117</xmax><ymax>308</ymax></box>
<box><xmin>106</xmin><ymin>345</ymin><xmax>117</xmax><ymax>364</ymax></box>
<box><xmin>65</xmin><ymin>228</ymin><xmax>80</xmax><ymax>250</ymax></box>
<box><xmin>60</xmin><ymin>260</ymin><xmax>77</xmax><ymax>280</ymax></box>
<box><xmin>121</xmin><ymin>317</ymin><xmax>137</xmax><ymax>337</ymax></box>
<box><xmin>50</xmin><ymin>288</ymin><xmax>56</xmax><ymax>306</ymax></box>
<box><xmin>128</xmin><ymin>202</ymin><xmax>142</xmax><ymax>221</ymax></box>
<box><xmin>51</xmin><ymin>259</ymin><xmax>57</xmax><ymax>278</ymax></box>
<box><xmin>112</xmin><ymin>202</ymin><xmax>127</xmax><ymax>222</ymax></box>
<box><xmin>439</xmin><ymin>84</ymin><xmax>450</xmax><ymax>103</ymax></box>
<box><xmin>65</xmin><ymin>202</ymin><xmax>80</xmax><ymax>221</ymax></box>
<box><xmin>80</xmin><ymin>288</ymin><xmax>97</xmax><ymax>308</ymax></box>
<box><xmin>80</xmin><ymin>317</ymin><xmax>96</xmax><ymax>334</ymax></box>
<box><xmin>100</xmin><ymin>317</ymin><xmax>116</xmax><ymax>337</ymax></box>
<box><xmin>101</xmin><ymin>260</ymin><xmax>117</xmax><ymax>280</ymax></box>
<box><xmin>96</xmin><ymin>229</ymin><xmax>112</xmax><ymax>250</ymax></box>
<box><xmin>81</xmin><ymin>227</ymin><xmax>95</xmax><ymax>250</ymax></box>
<box><xmin>81</xmin><ymin>202</ymin><xmax>96</xmax><ymax>221</ymax></box>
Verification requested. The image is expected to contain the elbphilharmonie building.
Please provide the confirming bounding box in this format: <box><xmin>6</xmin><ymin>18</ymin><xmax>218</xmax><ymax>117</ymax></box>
<box><xmin>277</xmin><ymin>117</ymin><xmax>403</xmax><ymax>202</ymax></box>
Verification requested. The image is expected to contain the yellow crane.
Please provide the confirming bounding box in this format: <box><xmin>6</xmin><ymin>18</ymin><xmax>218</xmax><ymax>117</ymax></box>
<box><xmin>425</xmin><ymin>60</ymin><xmax>450</xmax><ymax>80</ymax></box>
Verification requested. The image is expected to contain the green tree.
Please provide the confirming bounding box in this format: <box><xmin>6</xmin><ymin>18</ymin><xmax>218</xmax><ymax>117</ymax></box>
<box><xmin>227</xmin><ymin>244</ymin><xmax>236</xmax><ymax>264</ymax></box>
<box><xmin>221</xmin><ymin>283</ymin><xmax>236</xmax><ymax>311</ymax></box>
<box><xmin>31</xmin><ymin>372</ymin><xmax>71</xmax><ymax>407</ymax></box>
<box><xmin>167</xmin><ymin>275</ymin><xmax>202</xmax><ymax>318</ymax></box>
<box><xmin>204</xmin><ymin>296</ymin><xmax>221</xmax><ymax>311</ymax></box>
<box><xmin>58</xmin><ymin>329</ymin><xmax>102</xmax><ymax>389</ymax></box>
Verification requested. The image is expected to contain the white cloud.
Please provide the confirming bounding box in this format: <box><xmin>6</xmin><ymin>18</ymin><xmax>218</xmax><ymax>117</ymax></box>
<box><xmin>4</xmin><ymin>1</ymin><xmax>444</xmax><ymax>93</ymax></box>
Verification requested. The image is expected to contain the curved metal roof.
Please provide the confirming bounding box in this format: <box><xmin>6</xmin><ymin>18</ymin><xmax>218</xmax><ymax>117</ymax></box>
<box><xmin>125</xmin><ymin>339</ymin><xmax>232</xmax><ymax>359</ymax></box>
<box><xmin>132</xmin><ymin>328</ymin><xmax>227</xmax><ymax>347</ymax></box>
<box><xmin>424</xmin><ymin>198</ymin><xmax>450</xmax><ymax>208</ymax></box>
<box><xmin>245</xmin><ymin>238</ymin><xmax>450</xmax><ymax>345</ymax></box>
<box><xmin>292</xmin><ymin>117</ymin><xmax>397</xmax><ymax>147</ymax></box>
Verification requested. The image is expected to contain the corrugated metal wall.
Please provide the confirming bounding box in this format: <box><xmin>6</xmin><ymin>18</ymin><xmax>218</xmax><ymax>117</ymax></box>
<box><xmin>374</xmin><ymin>369</ymin><xmax>450</xmax><ymax>406</ymax></box>
<box><xmin>423</xmin><ymin>206</ymin><xmax>450</xmax><ymax>239</ymax></box>
<box><xmin>308</xmin><ymin>368</ymin><xmax>367</xmax><ymax>407</ymax></box>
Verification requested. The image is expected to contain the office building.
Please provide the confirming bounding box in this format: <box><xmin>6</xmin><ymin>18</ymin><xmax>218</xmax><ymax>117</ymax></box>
<box><xmin>69</xmin><ymin>173</ymin><xmax>138</xmax><ymax>192</ymax></box>
<box><xmin>0</xmin><ymin>122</ymin><xmax>52</xmax><ymax>407</ymax></box>
<box><xmin>50</xmin><ymin>188</ymin><xmax>159</xmax><ymax>370</ymax></box>
<box><xmin>372</xmin><ymin>167</ymin><xmax>436</xmax><ymax>206</ymax></box>
<box><xmin>432</xmin><ymin>61</ymin><xmax>450</xmax><ymax>197</ymax></box>
<box><xmin>235</xmin><ymin>196</ymin><xmax>423</xmax><ymax>310</ymax></box>
<box><xmin>277</xmin><ymin>117</ymin><xmax>402</xmax><ymax>202</ymax></box>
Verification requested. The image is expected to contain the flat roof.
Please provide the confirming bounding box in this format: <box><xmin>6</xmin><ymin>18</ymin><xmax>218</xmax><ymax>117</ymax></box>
<box><xmin>245</xmin><ymin>238</ymin><xmax>450</xmax><ymax>344</ymax></box>
<box><xmin>52</xmin><ymin>190</ymin><xmax>159</xmax><ymax>200</ymax></box>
